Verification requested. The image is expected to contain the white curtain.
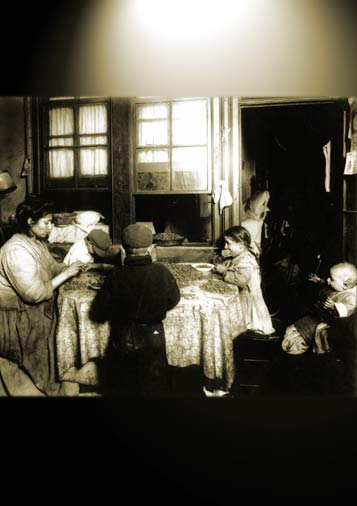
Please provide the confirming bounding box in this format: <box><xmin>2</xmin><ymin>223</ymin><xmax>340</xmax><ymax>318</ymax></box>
<box><xmin>80</xmin><ymin>148</ymin><xmax>107</xmax><ymax>176</ymax></box>
<box><xmin>79</xmin><ymin>104</ymin><xmax>108</xmax><ymax>175</ymax></box>
<box><xmin>48</xmin><ymin>104</ymin><xmax>108</xmax><ymax>177</ymax></box>
<box><xmin>49</xmin><ymin>107</ymin><xmax>74</xmax><ymax>177</ymax></box>
<box><xmin>79</xmin><ymin>104</ymin><xmax>107</xmax><ymax>135</ymax></box>
<box><xmin>137</xmin><ymin>103</ymin><xmax>169</xmax><ymax>146</ymax></box>
<box><xmin>49</xmin><ymin>151</ymin><xmax>74</xmax><ymax>178</ymax></box>
<box><xmin>49</xmin><ymin>107</ymin><xmax>74</xmax><ymax>136</ymax></box>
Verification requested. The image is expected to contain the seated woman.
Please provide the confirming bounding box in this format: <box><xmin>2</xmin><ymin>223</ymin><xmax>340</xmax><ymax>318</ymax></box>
<box><xmin>0</xmin><ymin>194</ymin><xmax>85</xmax><ymax>396</ymax></box>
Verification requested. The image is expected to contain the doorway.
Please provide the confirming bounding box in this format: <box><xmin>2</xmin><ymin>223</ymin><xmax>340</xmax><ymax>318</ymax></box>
<box><xmin>240</xmin><ymin>98</ymin><xmax>347</xmax><ymax>323</ymax></box>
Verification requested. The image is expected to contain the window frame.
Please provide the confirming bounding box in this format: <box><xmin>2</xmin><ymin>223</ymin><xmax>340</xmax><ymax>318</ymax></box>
<box><xmin>40</xmin><ymin>97</ymin><xmax>112</xmax><ymax>190</ymax></box>
<box><xmin>133</xmin><ymin>97</ymin><xmax>212</xmax><ymax>194</ymax></box>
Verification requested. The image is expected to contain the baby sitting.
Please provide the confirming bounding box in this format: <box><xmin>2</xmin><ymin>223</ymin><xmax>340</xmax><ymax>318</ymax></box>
<box><xmin>282</xmin><ymin>262</ymin><xmax>357</xmax><ymax>355</ymax></box>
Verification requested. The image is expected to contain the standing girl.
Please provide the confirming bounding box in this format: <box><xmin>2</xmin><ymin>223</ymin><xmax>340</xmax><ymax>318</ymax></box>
<box><xmin>214</xmin><ymin>226</ymin><xmax>275</xmax><ymax>336</ymax></box>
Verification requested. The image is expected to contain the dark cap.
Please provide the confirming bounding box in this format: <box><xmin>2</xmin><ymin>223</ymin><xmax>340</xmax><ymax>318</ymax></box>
<box><xmin>87</xmin><ymin>229</ymin><xmax>112</xmax><ymax>257</ymax></box>
<box><xmin>122</xmin><ymin>224</ymin><xmax>153</xmax><ymax>248</ymax></box>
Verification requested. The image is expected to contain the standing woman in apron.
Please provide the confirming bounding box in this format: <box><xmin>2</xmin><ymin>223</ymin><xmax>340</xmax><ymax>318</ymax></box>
<box><xmin>0</xmin><ymin>194</ymin><xmax>84</xmax><ymax>396</ymax></box>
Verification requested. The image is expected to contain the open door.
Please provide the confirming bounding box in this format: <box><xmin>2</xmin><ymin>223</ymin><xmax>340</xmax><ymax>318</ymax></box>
<box><xmin>239</xmin><ymin>97</ymin><xmax>348</xmax><ymax>322</ymax></box>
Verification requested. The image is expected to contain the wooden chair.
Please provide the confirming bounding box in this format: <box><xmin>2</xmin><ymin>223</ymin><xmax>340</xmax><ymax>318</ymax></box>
<box><xmin>231</xmin><ymin>319</ymin><xmax>285</xmax><ymax>396</ymax></box>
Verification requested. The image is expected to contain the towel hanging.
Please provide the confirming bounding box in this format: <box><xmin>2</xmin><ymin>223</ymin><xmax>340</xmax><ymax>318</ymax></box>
<box><xmin>322</xmin><ymin>140</ymin><xmax>331</xmax><ymax>192</ymax></box>
<box><xmin>212</xmin><ymin>180</ymin><xmax>233</xmax><ymax>214</ymax></box>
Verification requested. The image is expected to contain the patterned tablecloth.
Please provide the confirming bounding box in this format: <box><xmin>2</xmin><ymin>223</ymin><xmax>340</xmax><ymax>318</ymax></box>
<box><xmin>56</xmin><ymin>265</ymin><xmax>244</xmax><ymax>389</ymax></box>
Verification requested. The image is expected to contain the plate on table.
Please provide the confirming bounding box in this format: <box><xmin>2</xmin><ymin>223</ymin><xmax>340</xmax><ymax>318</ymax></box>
<box><xmin>190</xmin><ymin>263</ymin><xmax>214</xmax><ymax>274</ymax></box>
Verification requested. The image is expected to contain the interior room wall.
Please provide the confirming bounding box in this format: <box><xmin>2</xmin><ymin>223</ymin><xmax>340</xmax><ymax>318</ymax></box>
<box><xmin>0</xmin><ymin>97</ymin><xmax>26</xmax><ymax>221</ymax></box>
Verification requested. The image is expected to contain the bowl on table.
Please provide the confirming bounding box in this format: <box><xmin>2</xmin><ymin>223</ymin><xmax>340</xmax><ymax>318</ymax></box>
<box><xmin>153</xmin><ymin>233</ymin><xmax>185</xmax><ymax>247</ymax></box>
<box><xmin>191</xmin><ymin>263</ymin><xmax>214</xmax><ymax>274</ymax></box>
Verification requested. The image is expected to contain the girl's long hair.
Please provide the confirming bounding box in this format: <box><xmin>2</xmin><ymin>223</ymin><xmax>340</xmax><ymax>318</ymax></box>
<box><xmin>224</xmin><ymin>225</ymin><xmax>258</xmax><ymax>259</ymax></box>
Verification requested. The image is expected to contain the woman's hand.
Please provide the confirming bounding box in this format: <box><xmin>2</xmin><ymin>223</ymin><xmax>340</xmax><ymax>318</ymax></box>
<box><xmin>52</xmin><ymin>261</ymin><xmax>85</xmax><ymax>291</ymax></box>
<box><xmin>64</xmin><ymin>261</ymin><xmax>84</xmax><ymax>279</ymax></box>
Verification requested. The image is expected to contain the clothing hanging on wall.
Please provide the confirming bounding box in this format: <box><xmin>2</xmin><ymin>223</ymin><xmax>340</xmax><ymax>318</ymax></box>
<box><xmin>322</xmin><ymin>140</ymin><xmax>331</xmax><ymax>192</ymax></box>
<box><xmin>212</xmin><ymin>180</ymin><xmax>233</xmax><ymax>214</ymax></box>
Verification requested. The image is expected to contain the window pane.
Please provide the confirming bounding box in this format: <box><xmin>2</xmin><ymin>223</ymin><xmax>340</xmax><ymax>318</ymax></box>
<box><xmin>172</xmin><ymin>147</ymin><xmax>207</xmax><ymax>190</ymax></box>
<box><xmin>49</xmin><ymin>138</ymin><xmax>74</xmax><ymax>146</ymax></box>
<box><xmin>49</xmin><ymin>150</ymin><xmax>74</xmax><ymax>177</ymax></box>
<box><xmin>49</xmin><ymin>108</ymin><xmax>74</xmax><ymax>136</ymax></box>
<box><xmin>80</xmin><ymin>147</ymin><xmax>108</xmax><ymax>175</ymax></box>
<box><xmin>172</xmin><ymin>100</ymin><xmax>207</xmax><ymax>145</ymax></box>
<box><xmin>137</xmin><ymin>103</ymin><xmax>168</xmax><ymax>120</ymax></box>
<box><xmin>137</xmin><ymin>150</ymin><xmax>170</xmax><ymax>190</ymax></box>
<box><xmin>137</xmin><ymin>172</ymin><xmax>170</xmax><ymax>191</ymax></box>
<box><xmin>137</xmin><ymin>149</ymin><xmax>169</xmax><ymax>172</ymax></box>
<box><xmin>138</xmin><ymin>120</ymin><xmax>168</xmax><ymax>146</ymax></box>
<box><xmin>80</xmin><ymin>135</ymin><xmax>107</xmax><ymax>145</ymax></box>
<box><xmin>79</xmin><ymin>105</ymin><xmax>107</xmax><ymax>134</ymax></box>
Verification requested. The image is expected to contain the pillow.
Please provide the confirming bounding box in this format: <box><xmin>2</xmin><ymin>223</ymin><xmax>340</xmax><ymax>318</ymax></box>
<box><xmin>74</xmin><ymin>211</ymin><xmax>104</xmax><ymax>228</ymax></box>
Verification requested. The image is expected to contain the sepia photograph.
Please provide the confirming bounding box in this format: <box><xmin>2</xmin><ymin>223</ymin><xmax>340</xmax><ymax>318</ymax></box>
<box><xmin>1</xmin><ymin>0</ymin><xmax>357</xmax><ymax>498</ymax></box>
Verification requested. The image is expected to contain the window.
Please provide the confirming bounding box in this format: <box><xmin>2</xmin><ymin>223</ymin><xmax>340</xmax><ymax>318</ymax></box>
<box><xmin>41</xmin><ymin>97</ymin><xmax>111</xmax><ymax>189</ymax></box>
<box><xmin>134</xmin><ymin>98</ymin><xmax>210</xmax><ymax>193</ymax></box>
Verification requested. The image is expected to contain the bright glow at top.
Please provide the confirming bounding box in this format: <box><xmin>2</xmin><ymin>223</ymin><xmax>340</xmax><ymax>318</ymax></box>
<box><xmin>134</xmin><ymin>0</ymin><xmax>247</xmax><ymax>40</ymax></box>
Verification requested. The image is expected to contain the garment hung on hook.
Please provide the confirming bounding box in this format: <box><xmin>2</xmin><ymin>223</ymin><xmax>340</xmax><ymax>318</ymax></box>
<box><xmin>241</xmin><ymin>190</ymin><xmax>271</xmax><ymax>256</ymax></box>
<box><xmin>323</xmin><ymin>140</ymin><xmax>331</xmax><ymax>192</ymax></box>
<box><xmin>212</xmin><ymin>180</ymin><xmax>233</xmax><ymax>214</ymax></box>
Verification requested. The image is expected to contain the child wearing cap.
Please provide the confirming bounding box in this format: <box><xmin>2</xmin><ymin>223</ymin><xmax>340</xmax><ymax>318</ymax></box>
<box><xmin>89</xmin><ymin>223</ymin><xmax>181</xmax><ymax>396</ymax></box>
<box><xmin>63</xmin><ymin>229</ymin><xmax>115</xmax><ymax>266</ymax></box>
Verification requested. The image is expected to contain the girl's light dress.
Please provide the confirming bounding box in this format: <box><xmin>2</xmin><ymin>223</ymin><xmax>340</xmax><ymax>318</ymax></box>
<box><xmin>222</xmin><ymin>251</ymin><xmax>275</xmax><ymax>335</ymax></box>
